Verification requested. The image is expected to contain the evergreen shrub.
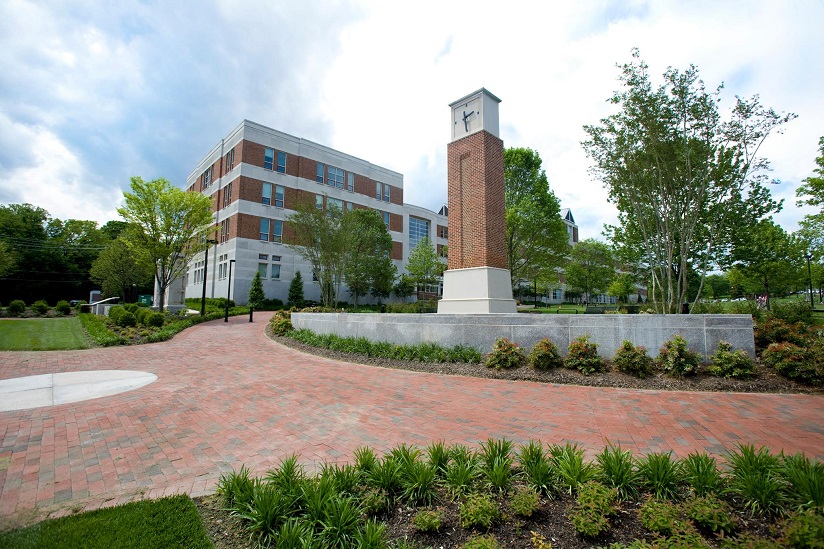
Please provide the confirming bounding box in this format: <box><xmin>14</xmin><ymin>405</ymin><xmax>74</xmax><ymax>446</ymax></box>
<box><xmin>7</xmin><ymin>299</ymin><xmax>25</xmax><ymax>316</ymax></box>
<box><xmin>657</xmin><ymin>335</ymin><xmax>701</xmax><ymax>377</ymax></box>
<box><xmin>612</xmin><ymin>340</ymin><xmax>655</xmax><ymax>378</ymax></box>
<box><xmin>528</xmin><ymin>338</ymin><xmax>563</xmax><ymax>370</ymax></box>
<box><xmin>707</xmin><ymin>341</ymin><xmax>755</xmax><ymax>379</ymax></box>
<box><xmin>31</xmin><ymin>300</ymin><xmax>49</xmax><ymax>315</ymax></box>
<box><xmin>565</xmin><ymin>335</ymin><xmax>607</xmax><ymax>375</ymax></box>
<box><xmin>55</xmin><ymin>300</ymin><xmax>71</xmax><ymax>315</ymax></box>
<box><xmin>485</xmin><ymin>338</ymin><xmax>526</xmax><ymax>370</ymax></box>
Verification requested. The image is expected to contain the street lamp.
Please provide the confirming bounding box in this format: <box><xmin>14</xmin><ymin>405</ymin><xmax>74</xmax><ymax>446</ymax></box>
<box><xmin>225</xmin><ymin>259</ymin><xmax>235</xmax><ymax>322</ymax></box>
<box><xmin>805</xmin><ymin>252</ymin><xmax>814</xmax><ymax>311</ymax></box>
<box><xmin>201</xmin><ymin>239</ymin><xmax>219</xmax><ymax>317</ymax></box>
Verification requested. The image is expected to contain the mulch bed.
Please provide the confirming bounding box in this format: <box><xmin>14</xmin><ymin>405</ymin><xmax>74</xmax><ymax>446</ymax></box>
<box><xmin>270</xmin><ymin>332</ymin><xmax>822</xmax><ymax>395</ymax></box>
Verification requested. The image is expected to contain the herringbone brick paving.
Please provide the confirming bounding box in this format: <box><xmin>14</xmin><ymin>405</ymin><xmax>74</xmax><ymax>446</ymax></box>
<box><xmin>0</xmin><ymin>312</ymin><xmax>822</xmax><ymax>527</ymax></box>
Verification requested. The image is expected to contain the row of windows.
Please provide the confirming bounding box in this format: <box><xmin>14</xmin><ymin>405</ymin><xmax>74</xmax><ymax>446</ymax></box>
<box><xmin>222</xmin><ymin>182</ymin><xmax>232</xmax><ymax>209</ymax></box>
<box><xmin>376</xmin><ymin>182</ymin><xmax>390</xmax><ymax>203</ymax></box>
<box><xmin>200</xmin><ymin>166</ymin><xmax>213</xmax><ymax>191</ymax></box>
<box><xmin>258</xmin><ymin>262</ymin><xmax>281</xmax><ymax>280</ymax></box>
<box><xmin>217</xmin><ymin>254</ymin><xmax>230</xmax><ymax>280</ymax></box>
<box><xmin>264</xmin><ymin>148</ymin><xmax>287</xmax><ymax>172</ymax></box>
<box><xmin>220</xmin><ymin>218</ymin><xmax>230</xmax><ymax>243</ymax></box>
<box><xmin>408</xmin><ymin>216</ymin><xmax>430</xmax><ymax>252</ymax></box>
<box><xmin>316</xmin><ymin>195</ymin><xmax>355</xmax><ymax>212</ymax></box>
<box><xmin>316</xmin><ymin>162</ymin><xmax>355</xmax><ymax>192</ymax></box>
<box><xmin>260</xmin><ymin>218</ymin><xmax>284</xmax><ymax>242</ymax></box>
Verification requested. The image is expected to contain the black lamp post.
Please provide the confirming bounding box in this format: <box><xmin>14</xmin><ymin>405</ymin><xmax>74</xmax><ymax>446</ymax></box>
<box><xmin>225</xmin><ymin>259</ymin><xmax>235</xmax><ymax>322</ymax></box>
<box><xmin>201</xmin><ymin>239</ymin><xmax>219</xmax><ymax>317</ymax></box>
<box><xmin>805</xmin><ymin>252</ymin><xmax>814</xmax><ymax>311</ymax></box>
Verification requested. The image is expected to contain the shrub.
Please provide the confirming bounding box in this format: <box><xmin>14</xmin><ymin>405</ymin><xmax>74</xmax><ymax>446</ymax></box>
<box><xmin>685</xmin><ymin>495</ymin><xmax>736</xmax><ymax>536</ymax></box>
<box><xmin>135</xmin><ymin>307</ymin><xmax>150</xmax><ymax>325</ymax></box>
<box><xmin>657</xmin><ymin>335</ymin><xmax>702</xmax><ymax>377</ymax></box>
<box><xmin>769</xmin><ymin>300</ymin><xmax>813</xmax><ymax>325</ymax></box>
<box><xmin>412</xmin><ymin>508</ymin><xmax>443</xmax><ymax>532</ymax></box>
<box><xmin>754</xmin><ymin>318</ymin><xmax>810</xmax><ymax>352</ymax></box>
<box><xmin>215</xmin><ymin>464</ymin><xmax>255</xmax><ymax>511</ymax></box>
<box><xmin>762</xmin><ymin>342</ymin><xmax>823</xmax><ymax>386</ymax></box>
<box><xmin>569</xmin><ymin>481</ymin><xmax>618</xmax><ymax>537</ymax></box>
<box><xmin>400</xmin><ymin>461</ymin><xmax>437</xmax><ymax>506</ymax></box>
<box><xmin>108</xmin><ymin>305</ymin><xmax>125</xmax><ymax>323</ymax></box>
<box><xmin>638</xmin><ymin>499</ymin><xmax>689</xmax><ymax>536</ymax></box>
<box><xmin>271</xmin><ymin>318</ymin><xmax>293</xmax><ymax>335</ymax></box>
<box><xmin>565</xmin><ymin>335</ymin><xmax>607</xmax><ymax>375</ymax></box>
<box><xmin>461</xmin><ymin>534</ymin><xmax>501</xmax><ymax>549</ymax></box>
<box><xmin>359</xmin><ymin>487</ymin><xmax>389</xmax><ymax>516</ymax></box>
<box><xmin>707</xmin><ymin>341</ymin><xmax>756</xmax><ymax>379</ymax></box>
<box><xmin>444</xmin><ymin>460</ymin><xmax>477</xmax><ymax>498</ymax></box>
<box><xmin>728</xmin><ymin>299</ymin><xmax>762</xmax><ymax>320</ymax></box>
<box><xmin>146</xmin><ymin>312</ymin><xmax>165</xmax><ymax>328</ymax></box>
<box><xmin>612</xmin><ymin>340</ymin><xmax>656</xmax><ymax>378</ymax></box>
<box><xmin>55</xmin><ymin>300</ymin><xmax>71</xmax><ymax>315</ymax></box>
<box><xmin>7</xmin><ymin>299</ymin><xmax>26</xmax><ymax>316</ymax></box>
<box><xmin>783</xmin><ymin>509</ymin><xmax>824</xmax><ymax>548</ymax></box>
<box><xmin>116</xmin><ymin>311</ymin><xmax>137</xmax><ymax>328</ymax></box>
<box><xmin>458</xmin><ymin>493</ymin><xmax>499</xmax><ymax>529</ymax></box>
<box><xmin>123</xmin><ymin>303</ymin><xmax>139</xmax><ymax>313</ymax></box>
<box><xmin>31</xmin><ymin>300</ymin><xmax>49</xmax><ymax>315</ymax></box>
<box><xmin>528</xmin><ymin>338</ymin><xmax>563</xmax><ymax>370</ymax></box>
<box><xmin>510</xmin><ymin>486</ymin><xmax>540</xmax><ymax>517</ymax></box>
<box><xmin>485</xmin><ymin>337</ymin><xmax>526</xmax><ymax>370</ymax></box>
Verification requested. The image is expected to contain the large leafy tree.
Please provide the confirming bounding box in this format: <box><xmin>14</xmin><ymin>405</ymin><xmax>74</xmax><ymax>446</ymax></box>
<box><xmin>89</xmin><ymin>238</ymin><xmax>154</xmax><ymax>300</ymax></box>
<box><xmin>797</xmin><ymin>137</ymin><xmax>824</xmax><ymax>257</ymax></box>
<box><xmin>343</xmin><ymin>209</ymin><xmax>394</xmax><ymax>308</ymax></box>
<box><xmin>504</xmin><ymin>147</ymin><xmax>569</xmax><ymax>291</ymax></box>
<box><xmin>564</xmin><ymin>239</ymin><xmax>615</xmax><ymax>304</ymax></box>
<box><xmin>583</xmin><ymin>50</ymin><xmax>794</xmax><ymax>313</ymax></box>
<box><xmin>406</xmin><ymin>237</ymin><xmax>443</xmax><ymax>294</ymax></box>
<box><xmin>286</xmin><ymin>196</ymin><xmax>348</xmax><ymax>307</ymax></box>
<box><xmin>729</xmin><ymin>218</ymin><xmax>803</xmax><ymax>308</ymax></box>
<box><xmin>117</xmin><ymin>177</ymin><xmax>213</xmax><ymax>311</ymax></box>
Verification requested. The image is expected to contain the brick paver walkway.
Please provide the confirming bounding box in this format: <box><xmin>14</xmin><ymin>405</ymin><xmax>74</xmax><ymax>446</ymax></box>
<box><xmin>1</xmin><ymin>312</ymin><xmax>822</xmax><ymax>527</ymax></box>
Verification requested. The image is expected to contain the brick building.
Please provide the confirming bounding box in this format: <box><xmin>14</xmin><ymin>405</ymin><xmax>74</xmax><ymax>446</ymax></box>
<box><xmin>183</xmin><ymin>120</ymin><xmax>448</xmax><ymax>306</ymax></box>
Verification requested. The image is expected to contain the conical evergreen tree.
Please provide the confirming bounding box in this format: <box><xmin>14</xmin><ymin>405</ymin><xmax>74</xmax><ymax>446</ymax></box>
<box><xmin>248</xmin><ymin>270</ymin><xmax>265</xmax><ymax>309</ymax></box>
<box><xmin>288</xmin><ymin>271</ymin><xmax>304</xmax><ymax>308</ymax></box>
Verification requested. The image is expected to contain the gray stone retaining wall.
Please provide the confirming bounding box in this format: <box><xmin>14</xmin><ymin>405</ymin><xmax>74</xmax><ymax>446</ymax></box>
<box><xmin>291</xmin><ymin>313</ymin><xmax>756</xmax><ymax>358</ymax></box>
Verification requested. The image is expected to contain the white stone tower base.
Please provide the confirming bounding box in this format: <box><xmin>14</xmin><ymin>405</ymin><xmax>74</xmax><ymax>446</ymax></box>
<box><xmin>437</xmin><ymin>266</ymin><xmax>518</xmax><ymax>314</ymax></box>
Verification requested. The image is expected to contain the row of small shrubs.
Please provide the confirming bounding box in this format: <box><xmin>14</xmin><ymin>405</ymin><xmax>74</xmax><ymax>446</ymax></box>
<box><xmin>3</xmin><ymin>299</ymin><xmax>80</xmax><ymax>317</ymax></box>
<box><xmin>216</xmin><ymin>439</ymin><xmax>822</xmax><ymax>548</ymax></box>
<box><xmin>108</xmin><ymin>304</ymin><xmax>166</xmax><ymax>328</ymax></box>
<box><xmin>754</xmin><ymin>318</ymin><xmax>824</xmax><ymax>386</ymax></box>
<box><xmin>485</xmin><ymin>335</ymin><xmax>757</xmax><ymax>380</ymax></box>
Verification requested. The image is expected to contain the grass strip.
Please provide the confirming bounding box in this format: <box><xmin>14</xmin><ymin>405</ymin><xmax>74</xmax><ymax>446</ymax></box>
<box><xmin>0</xmin><ymin>494</ymin><xmax>212</xmax><ymax>548</ymax></box>
<box><xmin>0</xmin><ymin>318</ymin><xmax>91</xmax><ymax>351</ymax></box>
<box><xmin>288</xmin><ymin>327</ymin><xmax>482</xmax><ymax>363</ymax></box>
<box><xmin>78</xmin><ymin>313</ymin><xmax>128</xmax><ymax>346</ymax></box>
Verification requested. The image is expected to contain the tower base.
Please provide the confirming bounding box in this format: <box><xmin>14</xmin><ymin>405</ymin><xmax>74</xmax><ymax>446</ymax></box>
<box><xmin>437</xmin><ymin>266</ymin><xmax>517</xmax><ymax>314</ymax></box>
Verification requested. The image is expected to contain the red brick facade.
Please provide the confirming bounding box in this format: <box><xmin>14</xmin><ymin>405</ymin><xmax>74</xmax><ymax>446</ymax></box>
<box><xmin>446</xmin><ymin>131</ymin><xmax>507</xmax><ymax>270</ymax></box>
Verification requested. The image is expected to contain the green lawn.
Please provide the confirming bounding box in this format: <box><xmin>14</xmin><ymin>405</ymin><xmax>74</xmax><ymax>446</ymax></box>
<box><xmin>0</xmin><ymin>495</ymin><xmax>212</xmax><ymax>548</ymax></box>
<box><xmin>0</xmin><ymin>318</ymin><xmax>90</xmax><ymax>351</ymax></box>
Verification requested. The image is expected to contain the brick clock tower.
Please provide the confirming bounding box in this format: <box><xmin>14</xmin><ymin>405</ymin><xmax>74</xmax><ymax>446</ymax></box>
<box><xmin>438</xmin><ymin>88</ymin><xmax>517</xmax><ymax>314</ymax></box>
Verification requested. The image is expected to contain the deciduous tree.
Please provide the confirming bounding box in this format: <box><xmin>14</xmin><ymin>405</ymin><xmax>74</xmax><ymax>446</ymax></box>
<box><xmin>504</xmin><ymin>147</ymin><xmax>569</xmax><ymax>291</ymax></box>
<box><xmin>583</xmin><ymin>50</ymin><xmax>794</xmax><ymax>313</ymax></box>
<box><xmin>89</xmin><ymin>238</ymin><xmax>154</xmax><ymax>300</ymax></box>
<box><xmin>564</xmin><ymin>239</ymin><xmax>615</xmax><ymax>304</ymax></box>
<box><xmin>797</xmin><ymin>136</ymin><xmax>824</xmax><ymax>257</ymax></box>
<box><xmin>406</xmin><ymin>237</ymin><xmax>443</xmax><ymax>295</ymax></box>
<box><xmin>343</xmin><ymin>209</ymin><xmax>393</xmax><ymax>308</ymax></box>
<box><xmin>117</xmin><ymin>177</ymin><xmax>213</xmax><ymax>311</ymax></box>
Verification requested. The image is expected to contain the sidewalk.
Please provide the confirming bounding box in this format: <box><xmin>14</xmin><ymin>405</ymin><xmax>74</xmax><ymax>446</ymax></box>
<box><xmin>1</xmin><ymin>312</ymin><xmax>822</xmax><ymax>528</ymax></box>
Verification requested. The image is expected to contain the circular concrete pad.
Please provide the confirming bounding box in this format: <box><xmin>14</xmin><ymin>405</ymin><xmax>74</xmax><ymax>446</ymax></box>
<box><xmin>0</xmin><ymin>370</ymin><xmax>157</xmax><ymax>412</ymax></box>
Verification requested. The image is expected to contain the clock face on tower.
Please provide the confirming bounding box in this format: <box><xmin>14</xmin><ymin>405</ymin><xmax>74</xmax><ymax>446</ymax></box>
<box><xmin>452</xmin><ymin>96</ymin><xmax>482</xmax><ymax>140</ymax></box>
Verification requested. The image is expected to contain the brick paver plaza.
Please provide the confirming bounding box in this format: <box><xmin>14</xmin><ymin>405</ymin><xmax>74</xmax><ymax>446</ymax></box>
<box><xmin>1</xmin><ymin>312</ymin><xmax>822</xmax><ymax>527</ymax></box>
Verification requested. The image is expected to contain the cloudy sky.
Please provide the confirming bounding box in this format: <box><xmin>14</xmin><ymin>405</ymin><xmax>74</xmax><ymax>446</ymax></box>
<box><xmin>1</xmin><ymin>0</ymin><xmax>822</xmax><ymax>242</ymax></box>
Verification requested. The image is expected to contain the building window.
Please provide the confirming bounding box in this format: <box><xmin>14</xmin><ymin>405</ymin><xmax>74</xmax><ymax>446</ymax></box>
<box><xmin>262</xmin><ymin>182</ymin><xmax>272</xmax><ymax>205</ymax></box>
<box><xmin>272</xmin><ymin>255</ymin><xmax>281</xmax><ymax>262</ymax></box>
<box><xmin>315</xmin><ymin>195</ymin><xmax>323</xmax><ymax>209</ymax></box>
<box><xmin>328</xmin><ymin>197</ymin><xmax>343</xmax><ymax>211</ymax></box>
<box><xmin>347</xmin><ymin>172</ymin><xmax>354</xmax><ymax>192</ymax></box>
<box><xmin>376</xmin><ymin>182</ymin><xmax>390</xmax><ymax>202</ymax></box>
<box><xmin>273</xmin><ymin>220</ymin><xmax>283</xmax><ymax>243</ymax></box>
<box><xmin>552</xmin><ymin>289</ymin><xmax>562</xmax><ymax>301</ymax></box>
<box><xmin>260</xmin><ymin>218</ymin><xmax>270</xmax><ymax>241</ymax></box>
<box><xmin>222</xmin><ymin>182</ymin><xmax>232</xmax><ymax>209</ymax></box>
<box><xmin>277</xmin><ymin>151</ymin><xmax>286</xmax><ymax>173</ymax></box>
<box><xmin>328</xmin><ymin>166</ymin><xmax>344</xmax><ymax>189</ymax></box>
<box><xmin>316</xmin><ymin>163</ymin><xmax>325</xmax><ymax>184</ymax></box>
<box><xmin>274</xmin><ymin>184</ymin><xmax>284</xmax><ymax>208</ymax></box>
<box><xmin>218</xmin><ymin>254</ymin><xmax>228</xmax><ymax>280</ymax></box>
<box><xmin>259</xmin><ymin>254</ymin><xmax>268</xmax><ymax>260</ymax></box>
<box><xmin>200</xmin><ymin>166</ymin><xmax>213</xmax><ymax>191</ymax></box>
<box><xmin>258</xmin><ymin>263</ymin><xmax>268</xmax><ymax>278</ymax></box>
<box><xmin>409</xmin><ymin>216</ymin><xmax>430</xmax><ymax>252</ymax></box>
<box><xmin>438</xmin><ymin>225</ymin><xmax>448</xmax><ymax>239</ymax></box>
<box><xmin>220</xmin><ymin>218</ymin><xmax>230</xmax><ymax>243</ymax></box>
<box><xmin>346</xmin><ymin>201</ymin><xmax>354</xmax><ymax>211</ymax></box>
<box><xmin>271</xmin><ymin>264</ymin><xmax>281</xmax><ymax>279</ymax></box>
<box><xmin>264</xmin><ymin>148</ymin><xmax>275</xmax><ymax>170</ymax></box>
<box><xmin>382</xmin><ymin>211</ymin><xmax>390</xmax><ymax>227</ymax></box>
<box><xmin>225</xmin><ymin>148</ymin><xmax>235</xmax><ymax>173</ymax></box>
